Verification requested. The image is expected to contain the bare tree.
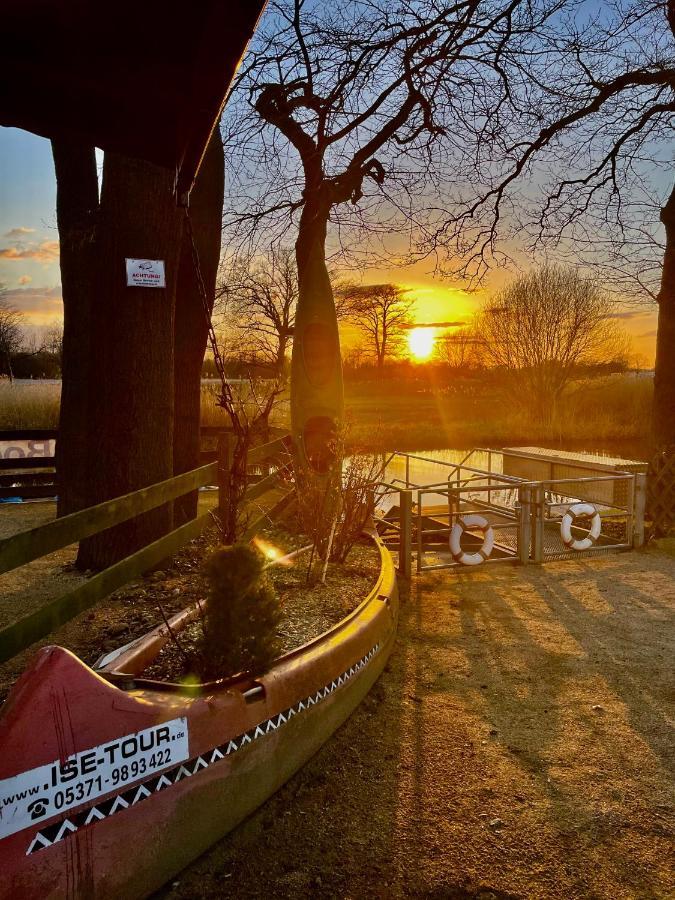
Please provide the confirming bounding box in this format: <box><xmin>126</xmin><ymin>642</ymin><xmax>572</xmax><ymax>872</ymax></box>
<box><xmin>217</xmin><ymin>246</ymin><xmax>298</xmax><ymax>377</ymax></box>
<box><xmin>41</xmin><ymin>324</ymin><xmax>63</xmax><ymax>365</ymax></box>
<box><xmin>52</xmin><ymin>131</ymin><xmax>223</xmax><ymax>567</ymax></box>
<box><xmin>436</xmin><ymin>0</ymin><xmax>674</xmax><ymax>446</ymax></box>
<box><xmin>340</xmin><ymin>283</ymin><xmax>414</xmax><ymax>369</ymax></box>
<box><xmin>435</xmin><ymin>326</ymin><xmax>484</xmax><ymax>371</ymax></box>
<box><xmin>215</xmin><ymin>375</ymin><xmax>287</xmax><ymax>543</ymax></box>
<box><xmin>479</xmin><ymin>265</ymin><xmax>627</xmax><ymax>424</ymax></box>
<box><xmin>0</xmin><ymin>289</ymin><xmax>22</xmax><ymax>378</ymax></box>
<box><xmin>221</xmin><ymin>0</ymin><xmax>565</xmax><ymax>488</ymax></box>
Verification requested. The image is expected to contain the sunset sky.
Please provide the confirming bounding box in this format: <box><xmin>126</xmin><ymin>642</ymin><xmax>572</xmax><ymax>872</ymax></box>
<box><xmin>0</xmin><ymin>126</ymin><xmax>659</xmax><ymax>363</ymax></box>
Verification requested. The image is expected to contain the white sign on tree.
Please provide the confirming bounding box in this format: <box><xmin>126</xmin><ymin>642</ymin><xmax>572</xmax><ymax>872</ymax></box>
<box><xmin>125</xmin><ymin>258</ymin><xmax>166</xmax><ymax>288</ymax></box>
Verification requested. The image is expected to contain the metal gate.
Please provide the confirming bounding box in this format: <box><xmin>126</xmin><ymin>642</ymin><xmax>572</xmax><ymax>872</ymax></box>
<box><xmin>375</xmin><ymin>450</ymin><xmax>647</xmax><ymax>575</ymax></box>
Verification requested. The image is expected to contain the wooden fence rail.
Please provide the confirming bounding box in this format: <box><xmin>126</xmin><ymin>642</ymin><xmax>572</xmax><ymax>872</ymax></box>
<box><xmin>0</xmin><ymin>463</ymin><xmax>217</xmax><ymax>576</ymax></box>
<box><xmin>0</xmin><ymin>434</ymin><xmax>292</xmax><ymax>664</ymax></box>
<box><xmin>0</xmin><ymin>427</ymin><xmax>288</xmax><ymax>497</ymax></box>
<box><xmin>0</xmin><ymin>512</ymin><xmax>215</xmax><ymax>664</ymax></box>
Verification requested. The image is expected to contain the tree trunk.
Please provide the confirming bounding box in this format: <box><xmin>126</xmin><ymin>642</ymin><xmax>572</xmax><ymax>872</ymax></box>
<box><xmin>51</xmin><ymin>140</ymin><xmax>99</xmax><ymax>517</ymax></box>
<box><xmin>275</xmin><ymin>333</ymin><xmax>288</xmax><ymax>380</ymax></box>
<box><xmin>291</xmin><ymin>195</ymin><xmax>344</xmax><ymax>537</ymax></box>
<box><xmin>77</xmin><ymin>154</ymin><xmax>183</xmax><ymax>569</ymax></box>
<box><xmin>653</xmin><ymin>182</ymin><xmax>675</xmax><ymax>449</ymax></box>
<box><xmin>173</xmin><ymin>131</ymin><xmax>225</xmax><ymax>525</ymax></box>
<box><xmin>378</xmin><ymin>327</ymin><xmax>387</xmax><ymax>369</ymax></box>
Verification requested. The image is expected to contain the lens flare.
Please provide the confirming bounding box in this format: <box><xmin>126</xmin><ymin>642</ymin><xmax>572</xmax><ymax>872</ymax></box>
<box><xmin>252</xmin><ymin>536</ymin><xmax>292</xmax><ymax>565</ymax></box>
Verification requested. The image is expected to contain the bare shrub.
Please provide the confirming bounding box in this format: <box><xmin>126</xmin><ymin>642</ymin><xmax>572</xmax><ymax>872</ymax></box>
<box><xmin>213</xmin><ymin>375</ymin><xmax>286</xmax><ymax>543</ymax></box>
<box><xmin>301</xmin><ymin>447</ymin><xmax>385</xmax><ymax>579</ymax></box>
<box><xmin>330</xmin><ymin>453</ymin><xmax>386</xmax><ymax>564</ymax></box>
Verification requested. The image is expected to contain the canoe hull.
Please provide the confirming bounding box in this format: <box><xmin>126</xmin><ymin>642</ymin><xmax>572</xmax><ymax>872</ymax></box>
<box><xmin>0</xmin><ymin>537</ymin><xmax>397</xmax><ymax>899</ymax></box>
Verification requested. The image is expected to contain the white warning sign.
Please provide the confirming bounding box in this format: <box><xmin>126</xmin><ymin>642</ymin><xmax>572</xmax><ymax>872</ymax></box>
<box><xmin>0</xmin><ymin>717</ymin><xmax>188</xmax><ymax>840</ymax></box>
<box><xmin>125</xmin><ymin>258</ymin><xmax>166</xmax><ymax>288</ymax></box>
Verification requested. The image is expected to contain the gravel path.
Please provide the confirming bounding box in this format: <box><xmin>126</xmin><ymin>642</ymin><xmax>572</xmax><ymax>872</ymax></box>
<box><xmin>158</xmin><ymin>544</ymin><xmax>675</xmax><ymax>899</ymax></box>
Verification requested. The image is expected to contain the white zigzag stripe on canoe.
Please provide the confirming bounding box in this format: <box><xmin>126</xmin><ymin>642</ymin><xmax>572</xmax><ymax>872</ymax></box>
<box><xmin>25</xmin><ymin>642</ymin><xmax>381</xmax><ymax>857</ymax></box>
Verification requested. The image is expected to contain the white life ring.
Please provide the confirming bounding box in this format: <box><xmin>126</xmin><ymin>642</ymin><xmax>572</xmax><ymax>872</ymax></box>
<box><xmin>450</xmin><ymin>514</ymin><xmax>495</xmax><ymax>566</ymax></box>
<box><xmin>560</xmin><ymin>502</ymin><xmax>601</xmax><ymax>551</ymax></box>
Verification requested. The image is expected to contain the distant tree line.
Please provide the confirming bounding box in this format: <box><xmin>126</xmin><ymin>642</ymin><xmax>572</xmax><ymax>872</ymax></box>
<box><xmin>0</xmin><ymin>287</ymin><xmax>63</xmax><ymax>379</ymax></box>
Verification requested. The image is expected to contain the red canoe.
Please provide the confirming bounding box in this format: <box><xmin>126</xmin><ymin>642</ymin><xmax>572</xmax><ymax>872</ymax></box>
<box><xmin>0</xmin><ymin>535</ymin><xmax>398</xmax><ymax>898</ymax></box>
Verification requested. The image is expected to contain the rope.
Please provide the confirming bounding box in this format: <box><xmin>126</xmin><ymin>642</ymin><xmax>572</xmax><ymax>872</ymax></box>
<box><xmin>183</xmin><ymin>207</ymin><xmax>232</xmax><ymax>409</ymax></box>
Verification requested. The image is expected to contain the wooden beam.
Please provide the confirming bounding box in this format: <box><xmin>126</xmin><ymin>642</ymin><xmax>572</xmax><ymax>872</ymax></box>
<box><xmin>0</xmin><ymin>429</ymin><xmax>58</xmax><ymax>440</ymax></box>
<box><xmin>0</xmin><ymin>471</ymin><xmax>55</xmax><ymax>486</ymax></box>
<box><xmin>0</xmin><ymin>463</ymin><xmax>217</xmax><ymax>575</ymax></box>
<box><xmin>0</xmin><ymin>510</ymin><xmax>216</xmax><ymax>664</ymax></box>
<box><xmin>243</xmin><ymin>471</ymin><xmax>280</xmax><ymax>503</ymax></box>
<box><xmin>0</xmin><ymin>485</ymin><xmax>57</xmax><ymax>500</ymax></box>
<box><xmin>0</xmin><ymin>457</ymin><xmax>55</xmax><ymax>471</ymax></box>
<box><xmin>241</xmin><ymin>491</ymin><xmax>297</xmax><ymax>542</ymax></box>
<box><xmin>248</xmin><ymin>436</ymin><xmax>290</xmax><ymax>465</ymax></box>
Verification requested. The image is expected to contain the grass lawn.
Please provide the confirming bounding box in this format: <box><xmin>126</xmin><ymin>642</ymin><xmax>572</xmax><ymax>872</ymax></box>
<box><xmin>0</xmin><ymin>374</ymin><xmax>652</xmax><ymax>459</ymax></box>
<box><xmin>344</xmin><ymin>375</ymin><xmax>651</xmax><ymax>457</ymax></box>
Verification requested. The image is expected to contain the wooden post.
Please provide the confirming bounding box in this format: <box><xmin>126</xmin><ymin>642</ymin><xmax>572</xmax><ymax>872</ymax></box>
<box><xmin>518</xmin><ymin>485</ymin><xmax>531</xmax><ymax>564</ymax></box>
<box><xmin>532</xmin><ymin>484</ymin><xmax>545</xmax><ymax>563</ymax></box>
<box><xmin>217</xmin><ymin>432</ymin><xmax>232</xmax><ymax>530</ymax></box>
<box><xmin>416</xmin><ymin>489</ymin><xmax>424</xmax><ymax>573</ymax></box>
<box><xmin>399</xmin><ymin>489</ymin><xmax>412</xmax><ymax>578</ymax></box>
<box><xmin>633</xmin><ymin>473</ymin><xmax>647</xmax><ymax>548</ymax></box>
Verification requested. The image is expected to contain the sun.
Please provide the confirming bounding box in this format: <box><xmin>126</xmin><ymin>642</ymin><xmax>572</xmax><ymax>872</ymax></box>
<box><xmin>407</xmin><ymin>327</ymin><xmax>435</xmax><ymax>360</ymax></box>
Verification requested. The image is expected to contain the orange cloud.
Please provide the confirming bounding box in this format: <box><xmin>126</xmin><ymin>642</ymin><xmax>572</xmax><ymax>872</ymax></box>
<box><xmin>401</xmin><ymin>320</ymin><xmax>465</xmax><ymax>329</ymax></box>
<box><xmin>0</xmin><ymin>240</ymin><xmax>60</xmax><ymax>263</ymax></box>
<box><xmin>2</xmin><ymin>285</ymin><xmax>63</xmax><ymax>324</ymax></box>
<box><xmin>3</xmin><ymin>226</ymin><xmax>36</xmax><ymax>238</ymax></box>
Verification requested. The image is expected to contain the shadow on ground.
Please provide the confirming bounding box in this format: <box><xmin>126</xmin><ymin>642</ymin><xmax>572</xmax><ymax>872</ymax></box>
<box><xmin>157</xmin><ymin>549</ymin><xmax>674</xmax><ymax>899</ymax></box>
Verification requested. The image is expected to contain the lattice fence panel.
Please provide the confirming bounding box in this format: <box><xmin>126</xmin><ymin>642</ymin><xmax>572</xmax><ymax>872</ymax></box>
<box><xmin>647</xmin><ymin>449</ymin><xmax>675</xmax><ymax>536</ymax></box>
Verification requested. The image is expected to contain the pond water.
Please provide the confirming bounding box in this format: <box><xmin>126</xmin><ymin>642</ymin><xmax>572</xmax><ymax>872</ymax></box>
<box><xmin>384</xmin><ymin>448</ymin><xmax>497</xmax><ymax>489</ymax></box>
<box><xmin>378</xmin><ymin>444</ymin><xmax>647</xmax><ymax>513</ymax></box>
<box><xmin>379</xmin><ymin>449</ymin><xmax>508</xmax><ymax>512</ymax></box>
<box><xmin>384</xmin><ymin>444</ymin><xmax>647</xmax><ymax>489</ymax></box>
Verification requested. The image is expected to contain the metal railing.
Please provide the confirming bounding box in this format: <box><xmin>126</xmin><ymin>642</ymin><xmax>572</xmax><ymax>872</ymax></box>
<box><xmin>528</xmin><ymin>473</ymin><xmax>639</xmax><ymax>562</ymax></box>
<box><xmin>377</xmin><ymin>449</ymin><xmax>647</xmax><ymax>576</ymax></box>
<box><xmin>414</xmin><ymin>480</ymin><xmax>529</xmax><ymax>573</ymax></box>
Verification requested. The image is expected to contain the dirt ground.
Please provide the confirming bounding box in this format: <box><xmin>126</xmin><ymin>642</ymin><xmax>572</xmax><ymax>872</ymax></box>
<box><xmin>2</xmin><ymin>502</ymin><xmax>673</xmax><ymax>897</ymax></box>
<box><xmin>156</xmin><ymin>545</ymin><xmax>675</xmax><ymax>900</ymax></box>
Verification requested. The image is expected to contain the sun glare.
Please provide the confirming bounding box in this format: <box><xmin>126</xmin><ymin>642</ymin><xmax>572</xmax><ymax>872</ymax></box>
<box><xmin>408</xmin><ymin>327</ymin><xmax>435</xmax><ymax>360</ymax></box>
